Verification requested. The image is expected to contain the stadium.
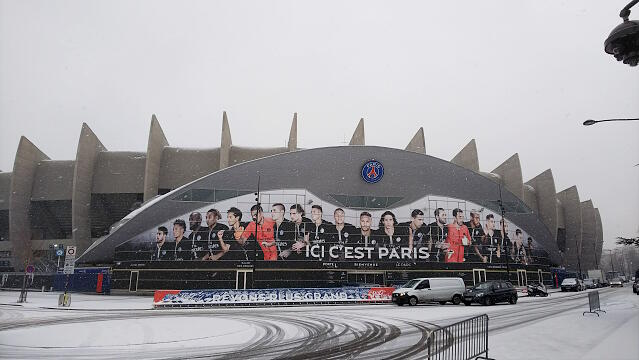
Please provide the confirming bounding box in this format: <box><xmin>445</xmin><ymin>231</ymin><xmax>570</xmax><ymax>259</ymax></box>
<box><xmin>0</xmin><ymin>113</ymin><xmax>603</xmax><ymax>291</ymax></box>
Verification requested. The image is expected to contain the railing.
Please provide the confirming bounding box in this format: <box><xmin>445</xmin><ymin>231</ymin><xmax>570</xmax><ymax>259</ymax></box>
<box><xmin>583</xmin><ymin>290</ymin><xmax>606</xmax><ymax>316</ymax></box>
<box><xmin>426</xmin><ymin>314</ymin><xmax>494</xmax><ymax>360</ymax></box>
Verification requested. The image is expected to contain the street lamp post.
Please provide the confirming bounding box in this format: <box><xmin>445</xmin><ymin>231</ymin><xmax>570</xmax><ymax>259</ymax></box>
<box><xmin>606</xmin><ymin>249</ymin><xmax>616</xmax><ymax>276</ymax></box>
<box><xmin>583</xmin><ymin>118</ymin><xmax>639</xmax><ymax>126</ymax></box>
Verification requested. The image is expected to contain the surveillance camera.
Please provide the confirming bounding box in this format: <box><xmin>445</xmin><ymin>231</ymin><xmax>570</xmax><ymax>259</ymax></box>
<box><xmin>605</xmin><ymin>19</ymin><xmax>639</xmax><ymax>66</ymax></box>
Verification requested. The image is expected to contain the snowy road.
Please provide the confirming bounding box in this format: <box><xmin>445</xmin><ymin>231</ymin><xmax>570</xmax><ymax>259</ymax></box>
<box><xmin>0</xmin><ymin>287</ymin><xmax>637</xmax><ymax>359</ymax></box>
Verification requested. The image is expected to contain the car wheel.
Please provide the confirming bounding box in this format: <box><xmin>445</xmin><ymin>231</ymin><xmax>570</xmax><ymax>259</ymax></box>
<box><xmin>409</xmin><ymin>296</ymin><xmax>418</xmax><ymax>306</ymax></box>
<box><xmin>463</xmin><ymin>301</ymin><xmax>471</xmax><ymax>306</ymax></box>
<box><xmin>396</xmin><ymin>302</ymin><xmax>404</xmax><ymax>306</ymax></box>
<box><xmin>452</xmin><ymin>295</ymin><xmax>462</xmax><ymax>305</ymax></box>
<box><xmin>439</xmin><ymin>301</ymin><xmax>447</xmax><ymax>305</ymax></box>
<box><xmin>509</xmin><ymin>295</ymin><xmax>518</xmax><ymax>304</ymax></box>
<box><xmin>483</xmin><ymin>297</ymin><xmax>493</xmax><ymax>306</ymax></box>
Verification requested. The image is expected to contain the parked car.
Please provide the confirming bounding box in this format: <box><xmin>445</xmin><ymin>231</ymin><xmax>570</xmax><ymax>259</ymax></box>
<box><xmin>463</xmin><ymin>280</ymin><xmax>518</xmax><ymax>306</ymax></box>
<box><xmin>632</xmin><ymin>279</ymin><xmax>639</xmax><ymax>294</ymax></box>
<box><xmin>561</xmin><ymin>278</ymin><xmax>584</xmax><ymax>292</ymax></box>
<box><xmin>392</xmin><ymin>277</ymin><xmax>466</xmax><ymax>306</ymax></box>
<box><xmin>610</xmin><ymin>278</ymin><xmax>623</xmax><ymax>287</ymax></box>
<box><xmin>583</xmin><ymin>278</ymin><xmax>597</xmax><ymax>289</ymax></box>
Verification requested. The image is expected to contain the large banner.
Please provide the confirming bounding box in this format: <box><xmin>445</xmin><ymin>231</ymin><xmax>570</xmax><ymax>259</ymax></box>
<box><xmin>153</xmin><ymin>287</ymin><xmax>395</xmax><ymax>307</ymax></box>
<box><xmin>116</xmin><ymin>189</ymin><xmax>547</xmax><ymax>266</ymax></box>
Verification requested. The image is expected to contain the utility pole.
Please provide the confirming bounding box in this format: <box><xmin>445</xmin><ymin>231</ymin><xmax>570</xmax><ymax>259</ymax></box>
<box><xmin>250</xmin><ymin>174</ymin><xmax>261</xmax><ymax>289</ymax></box>
<box><xmin>497</xmin><ymin>184</ymin><xmax>511</xmax><ymax>281</ymax></box>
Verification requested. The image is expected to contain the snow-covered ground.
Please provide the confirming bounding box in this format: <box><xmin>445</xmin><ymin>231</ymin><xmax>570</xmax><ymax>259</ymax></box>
<box><xmin>0</xmin><ymin>287</ymin><xmax>637</xmax><ymax>359</ymax></box>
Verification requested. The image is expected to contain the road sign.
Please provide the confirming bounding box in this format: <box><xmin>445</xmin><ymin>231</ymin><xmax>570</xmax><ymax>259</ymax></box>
<box><xmin>66</xmin><ymin>246</ymin><xmax>77</xmax><ymax>258</ymax></box>
<box><xmin>25</xmin><ymin>265</ymin><xmax>35</xmax><ymax>273</ymax></box>
<box><xmin>56</xmin><ymin>249</ymin><xmax>64</xmax><ymax>257</ymax></box>
<box><xmin>63</xmin><ymin>246</ymin><xmax>77</xmax><ymax>275</ymax></box>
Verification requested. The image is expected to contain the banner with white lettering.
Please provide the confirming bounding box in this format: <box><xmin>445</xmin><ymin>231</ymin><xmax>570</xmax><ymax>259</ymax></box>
<box><xmin>153</xmin><ymin>287</ymin><xmax>394</xmax><ymax>307</ymax></box>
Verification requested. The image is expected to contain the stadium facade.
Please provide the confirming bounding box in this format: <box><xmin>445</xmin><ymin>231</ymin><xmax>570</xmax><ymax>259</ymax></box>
<box><xmin>0</xmin><ymin>114</ymin><xmax>603</xmax><ymax>290</ymax></box>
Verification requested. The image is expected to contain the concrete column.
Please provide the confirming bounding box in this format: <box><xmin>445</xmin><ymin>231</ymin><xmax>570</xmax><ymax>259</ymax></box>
<box><xmin>491</xmin><ymin>154</ymin><xmax>524</xmax><ymax>200</ymax></box>
<box><xmin>349</xmin><ymin>118</ymin><xmax>365</xmax><ymax>145</ymax></box>
<box><xmin>288</xmin><ymin>113</ymin><xmax>298</xmax><ymax>151</ymax></box>
<box><xmin>72</xmin><ymin>123</ymin><xmax>106</xmax><ymax>256</ymax></box>
<box><xmin>143</xmin><ymin>115</ymin><xmax>169</xmax><ymax>201</ymax></box>
<box><xmin>451</xmin><ymin>139</ymin><xmax>479</xmax><ymax>172</ymax></box>
<box><xmin>556</xmin><ymin>186</ymin><xmax>582</xmax><ymax>271</ymax></box>
<box><xmin>404</xmin><ymin>127</ymin><xmax>426</xmax><ymax>154</ymax></box>
<box><xmin>525</xmin><ymin>169</ymin><xmax>558</xmax><ymax>245</ymax></box>
<box><xmin>9</xmin><ymin>137</ymin><xmax>49</xmax><ymax>270</ymax></box>
<box><xmin>580</xmin><ymin>200</ymin><xmax>597</xmax><ymax>270</ymax></box>
<box><xmin>220</xmin><ymin>111</ymin><xmax>232</xmax><ymax>169</ymax></box>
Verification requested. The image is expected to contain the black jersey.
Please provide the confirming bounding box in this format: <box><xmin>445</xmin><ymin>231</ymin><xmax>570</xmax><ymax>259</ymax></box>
<box><xmin>188</xmin><ymin>226</ymin><xmax>209</xmax><ymax>260</ymax></box>
<box><xmin>273</xmin><ymin>219</ymin><xmax>295</xmax><ymax>260</ymax></box>
<box><xmin>219</xmin><ymin>222</ymin><xmax>249</xmax><ymax>261</ymax></box>
<box><xmin>464</xmin><ymin>222</ymin><xmax>485</xmax><ymax>245</ymax></box>
<box><xmin>376</xmin><ymin>226</ymin><xmax>410</xmax><ymax>252</ymax></box>
<box><xmin>427</xmin><ymin>221</ymin><xmax>448</xmax><ymax>262</ymax></box>
<box><xmin>398</xmin><ymin>221</ymin><xmax>429</xmax><ymax>249</ymax></box>
<box><xmin>514</xmin><ymin>242</ymin><xmax>527</xmax><ymax>263</ymax></box>
<box><xmin>480</xmin><ymin>229</ymin><xmax>501</xmax><ymax>263</ymax></box>
<box><xmin>171</xmin><ymin>238</ymin><xmax>191</xmax><ymax>261</ymax></box>
<box><xmin>352</xmin><ymin>230</ymin><xmax>375</xmax><ymax>247</ymax></box>
<box><xmin>204</xmin><ymin>223</ymin><xmax>229</xmax><ymax>258</ymax></box>
<box><xmin>151</xmin><ymin>241</ymin><xmax>171</xmax><ymax>261</ymax></box>
<box><xmin>308</xmin><ymin>220</ymin><xmax>334</xmax><ymax>261</ymax></box>
<box><xmin>464</xmin><ymin>222</ymin><xmax>485</xmax><ymax>262</ymax></box>
<box><xmin>326</xmin><ymin>223</ymin><xmax>357</xmax><ymax>260</ymax></box>
<box><xmin>332</xmin><ymin>223</ymin><xmax>358</xmax><ymax>246</ymax></box>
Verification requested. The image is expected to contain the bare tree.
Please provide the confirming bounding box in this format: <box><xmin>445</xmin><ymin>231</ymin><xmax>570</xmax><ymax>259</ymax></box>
<box><xmin>616</xmin><ymin>236</ymin><xmax>639</xmax><ymax>247</ymax></box>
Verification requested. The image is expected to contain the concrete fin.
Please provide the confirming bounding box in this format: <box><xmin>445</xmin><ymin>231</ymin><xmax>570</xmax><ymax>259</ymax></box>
<box><xmin>524</xmin><ymin>169</ymin><xmax>558</xmax><ymax>246</ymax></box>
<box><xmin>72</xmin><ymin>123</ymin><xmax>107</xmax><ymax>256</ymax></box>
<box><xmin>220</xmin><ymin>112</ymin><xmax>232</xmax><ymax>169</ymax></box>
<box><xmin>9</xmin><ymin>136</ymin><xmax>50</xmax><ymax>269</ymax></box>
<box><xmin>556</xmin><ymin>186</ymin><xmax>582</xmax><ymax>271</ymax></box>
<box><xmin>580</xmin><ymin>200</ymin><xmax>597</xmax><ymax>270</ymax></box>
<box><xmin>451</xmin><ymin>139</ymin><xmax>479</xmax><ymax>172</ymax></box>
<box><xmin>143</xmin><ymin>115</ymin><xmax>170</xmax><ymax>201</ymax></box>
<box><xmin>349</xmin><ymin>118</ymin><xmax>365</xmax><ymax>145</ymax></box>
<box><xmin>594</xmin><ymin>208</ymin><xmax>603</xmax><ymax>267</ymax></box>
<box><xmin>404</xmin><ymin>127</ymin><xmax>426</xmax><ymax>154</ymax></box>
<box><xmin>491</xmin><ymin>153</ymin><xmax>524</xmax><ymax>199</ymax></box>
<box><xmin>288</xmin><ymin>113</ymin><xmax>298</xmax><ymax>151</ymax></box>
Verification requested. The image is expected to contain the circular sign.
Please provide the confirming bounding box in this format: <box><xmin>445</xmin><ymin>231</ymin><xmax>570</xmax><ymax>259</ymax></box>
<box><xmin>26</xmin><ymin>265</ymin><xmax>35</xmax><ymax>273</ymax></box>
<box><xmin>56</xmin><ymin>249</ymin><xmax>64</xmax><ymax>256</ymax></box>
<box><xmin>66</xmin><ymin>247</ymin><xmax>76</xmax><ymax>256</ymax></box>
<box><xmin>361</xmin><ymin>160</ymin><xmax>384</xmax><ymax>184</ymax></box>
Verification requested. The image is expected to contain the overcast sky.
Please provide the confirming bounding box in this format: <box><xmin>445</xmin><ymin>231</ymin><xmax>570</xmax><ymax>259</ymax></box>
<box><xmin>1</xmin><ymin>1</ymin><xmax>638</xmax><ymax>249</ymax></box>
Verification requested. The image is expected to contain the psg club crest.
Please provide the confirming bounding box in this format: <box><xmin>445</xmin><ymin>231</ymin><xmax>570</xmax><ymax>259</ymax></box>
<box><xmin>362</xmin><ymin>160</ymin><xmax>384</xmax><ymax>184</ymax></box>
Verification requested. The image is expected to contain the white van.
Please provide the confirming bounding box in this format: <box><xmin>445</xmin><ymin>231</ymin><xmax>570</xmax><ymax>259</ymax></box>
<box><xmin>392</xmin><ymin>277</ymin><xmax>466</xmax><ymax>306</ymax></box>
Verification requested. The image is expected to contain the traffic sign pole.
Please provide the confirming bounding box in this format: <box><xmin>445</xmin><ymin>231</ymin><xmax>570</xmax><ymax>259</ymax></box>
<box><xmin>59</xmin><ymin>246</ymin><xmax>76</xmax><ymax>307</ymax></box>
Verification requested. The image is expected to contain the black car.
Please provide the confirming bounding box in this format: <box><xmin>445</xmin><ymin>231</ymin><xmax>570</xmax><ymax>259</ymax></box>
<box><xmin>560</xmin><ymin>278</ymin><xmax>584</xmax><ymax>292</ymax></box>
<box><xmin>463</xmin><ymin>281</ymin><xmax>518</xmax><ymax>306</ymax></box>
<box><xmin>633</xmin><ymin>280</ymin><xmax>639</xmax><ymax>294</ymax></box>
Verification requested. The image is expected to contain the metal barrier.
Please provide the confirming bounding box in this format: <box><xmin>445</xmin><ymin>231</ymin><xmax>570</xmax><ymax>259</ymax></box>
<box><xmin>426</xmin><ymin>314</ymin><xmax>494</xmax><ymax>360</ymax></box>
<box><xmin>583</xmin><ymin>290</ymin><xmax>606</xmax><ymax>317</ymax></box>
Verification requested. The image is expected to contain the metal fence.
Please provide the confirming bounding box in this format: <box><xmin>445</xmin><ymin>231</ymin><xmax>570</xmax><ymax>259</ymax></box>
<box><xmin>426</xmin><ymin>314</ymin><xmax>494</xmax><ymax>360</ymax></box>
<box><xmin>583</xmin><ymin>290</ymin><xmax>606</xmax><ymax>316</ymax></box>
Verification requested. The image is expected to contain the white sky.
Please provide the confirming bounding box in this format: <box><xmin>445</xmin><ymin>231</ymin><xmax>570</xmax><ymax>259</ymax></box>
<box><xmin>1</xmin><ymin>0</ymin><xmax>638</xmax><ymax>249</ymax></box>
